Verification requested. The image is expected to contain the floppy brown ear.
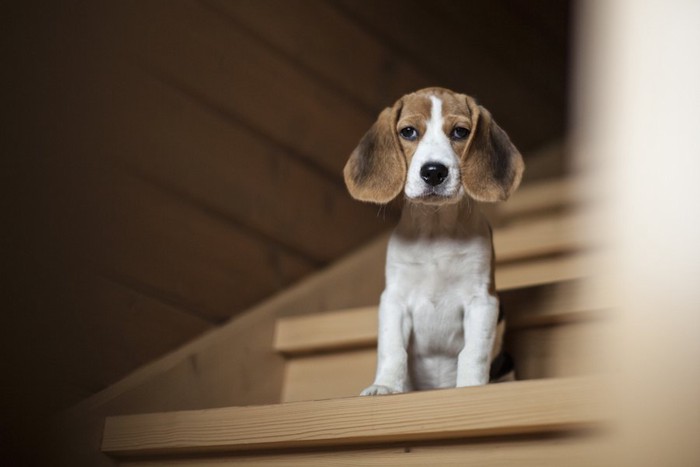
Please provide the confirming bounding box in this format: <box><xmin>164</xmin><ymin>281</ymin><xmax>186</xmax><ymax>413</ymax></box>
<box><xmin>343</xmin><ymin>102</ymin><xmax>406</xmax><ymax>204</ymax></box>
<box><xmin>461</xmin><ymin>97</ymin><xmax>524</xmax><ymax>202</ymax></box>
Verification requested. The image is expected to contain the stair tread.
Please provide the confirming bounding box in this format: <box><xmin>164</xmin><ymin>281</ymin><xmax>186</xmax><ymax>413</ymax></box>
<box><xmin>493</xmin><ymin>211</ymin><xmax>589</xmax><ymax>262</ymax></box>
<box><xmin>102</xmin><ymin>376</ymin><xmax>607</xmax><ymax>458</ymax></box>
<box><xmin>275</xmin><ymin>306</ymin><xmax>378</xmax><ymax>355</ymax></box>
<box><xmin>275</xmin><ymin>253</ymin><xmax>604</xmax><ymax>356</ymax></box>
<box><xmin>494</xmin><ymin>177</ymin><xmax>582</xmax><ymax>220</ymax></box>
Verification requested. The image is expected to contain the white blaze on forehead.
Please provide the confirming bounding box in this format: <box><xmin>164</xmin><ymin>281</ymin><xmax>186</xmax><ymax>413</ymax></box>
<box><xmin>404</xmin><ymin>95</ymin><xmax>463</xmax><ymax>200</ymax></box>
<box><xmin>427</xmin><ymin>95</ymin><xmax>444</xmax><ymax>138</ymax></box>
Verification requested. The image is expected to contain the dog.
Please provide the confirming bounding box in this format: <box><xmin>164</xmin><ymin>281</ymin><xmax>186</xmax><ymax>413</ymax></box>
<box><xmin>343</xmin><ymin>87</ymin><xmax>524</xmax><ymax>395</ymax></box>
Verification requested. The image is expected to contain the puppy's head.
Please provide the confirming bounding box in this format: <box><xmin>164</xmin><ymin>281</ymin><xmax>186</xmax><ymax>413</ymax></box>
<box><xmin>343</xmin><ymin>87</ymin><xmax>524</xmax><ymax>205</ymax></box>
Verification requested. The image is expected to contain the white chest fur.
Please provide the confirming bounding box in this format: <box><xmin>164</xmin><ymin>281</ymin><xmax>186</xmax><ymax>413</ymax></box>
<box><xmin>374</xmin><ymin>201</ymin><xmax>497</xmax><ymax>390</ymax></box>
<box><xmin>387</xmin><ymin>234</ymin><xmax>491</xmax><ymax>354</ymax></box>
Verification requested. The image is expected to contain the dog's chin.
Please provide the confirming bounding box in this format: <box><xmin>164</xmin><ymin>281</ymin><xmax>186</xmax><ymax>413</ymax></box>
<box><xmin>407</xmin><ymin>190</ymin><xmax>464</xmax><ymax>206</ymax></box>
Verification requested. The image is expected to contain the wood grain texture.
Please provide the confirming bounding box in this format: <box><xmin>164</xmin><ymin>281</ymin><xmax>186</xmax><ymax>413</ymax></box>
<box><xmin>273</xmin><ymin>281</ymin><xmax>606</xmax><ymax>357</ymax></box>
<box><xmin>434</xmin><ymin>0</ymin><xmax>567</xmax><ymax>110</ymax></box>
<box><xmin>80</xmin><ymin>166</ymin><xmax>316</xmax><ymax>322</ymax></box>
<box><xmin>278</xmin><ymin>304</ymin><xmax>608</xmax><ymax>403</ymax></box>
<box><xmin>58</xmin><ymin>273</ymin><xmax>213</xmax><ymax>395</ymax></box>
<box><xmin>102</xmin><ymin>377</ymin><xmax>605</xmax><ymax>457</ymax></box>
<box><xmin>122</xmin><ymin>432</ymin><xmax>605</xmax><ymax>466</ymax></box>
<box><xmin>494</xmin><ymin>211</ymin><xmax>587</xmax><ymax>262</ymax></box>
<box><xmin>90</xmin><ymin>59</ymin><xmax>392</xmax><ymax>264</ymax></box>
<box><xmin>275</xmin><ymin>202</ymin><xmax>591</xmax><ymax>353</ymax></box>
<box><xmin>332</xmin><ymin>0</ymin><xmax>562</xmax><ymax>150</ymax></box>
<box><xmin>282</xmin><ymin>349</ymin><xmax>376</xmax><ymax>402</ymax></box>
<box><xmin>55</xmin><ymin>235</ymin><xmax>391</xmax><ymax>466</ymax></box>
<box><xmin>93</xmin><ymin>0</ymin><xmax>371</xmax><ymax>177</ymax></box>
<box><xmin>504</xmin><ymin>280</ymin><xmax>610</xmax><ymax>330</ymax></box>
<box><xmin>279</xmin><ymin>319</ymin><xmax>607</xmax><ymax>403</ymax></box>
<box><xmin>493</xmin><ymin>176</ymin><xmax>578</xmax><ymax>222</ymax></box>
<box><xmin>275</xmin><ymin>307</ymin><xmax>378</xmax><ymax>355</ymax></box>
<box><xmin>510</xmin><ymin>321</ymin><xmax>610</xmax><ymax>380</ymax></box>
<box><xmin>205</xmin><ymin>0</ymin><xmax>432</xmax><ymax>111</ymax></box>
<box><xmin>67</xmin><ymin>234</ymin><xmax>390</xmax><ymax>415</ymax></box>
<box><xmin>496</xmin><ymin>252</ymin><xmax>595</xmax><ymax>291</ymax></box>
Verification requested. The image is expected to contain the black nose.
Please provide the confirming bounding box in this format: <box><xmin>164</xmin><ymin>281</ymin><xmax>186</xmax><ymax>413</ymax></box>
<box><xmin>420</xmin><ymin>163</ymin><xmax>449</xmax><ymax>187</ymax></box>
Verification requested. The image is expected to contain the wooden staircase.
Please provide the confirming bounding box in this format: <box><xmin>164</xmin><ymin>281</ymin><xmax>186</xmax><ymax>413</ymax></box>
<box><xmin>102</xmin><ymin>377</ymin><xmax>605</xmax><ymax>464</ymax></box>
<box><xmin>93</xmin><ymin>176</ymin><xmax>611</xmax><ymax>465</ymax></box>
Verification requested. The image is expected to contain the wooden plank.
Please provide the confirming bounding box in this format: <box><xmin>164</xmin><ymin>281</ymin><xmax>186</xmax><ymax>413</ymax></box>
<box><xmin>277</xmin><ymin>281</ymin><xmax>610</xmax><ymax>403</ymax></box>
<box><xmin>206</xmin><ymin>0</ymin><xmax>433</xmax><ymax>111</ymax></box>
<box><xmin>493</xmin><ymin>176</ymin><xmax>577</xmax><ymax>223</ymax></box>
<box><xmin>55</xmin><ymin>235</ymin><xmax>392</xmax><ymax>466</ymax></box>
<box><xmin>102</xmin><ymin>377</ymin><xmax>605</xmax><ymax>457</ymax></box>
<box><xmin>275</xmin><ymin>276</ymin><xmax>603</xmax><ymax>357</ymax></box>
<box><xmin>434</xmin><ymin>0</ymin><xmax>567</xmax><ymax>110</ymax></box>
<box><xmin>78</xmin><ymin>164</ymin><xmax>315</xmax><ymax>322</ymax></box>
<box><xmin>89</xmin><ymin>59</ymin><xmax>391</xmax><ymax>263</ymax></box>
<box><xmin>275</xmin><ymin>307</ymin><xmax>378</xmax><ymax>355</ymax></box>
<box><xmin>91</xmin><ymin>0</ymin><xmax>372</xmax><ymax>177</ymax></box>
<box><xmin>503</xmin><ymin>280</ymin><xmax>610</xmax><ymax>330</ymax></box>
<box><xmin>67</xmin><ymin>234</ymin><xmax>391</xmax><ymax>415</ymax></box>
<box><xmin>493</xmin><ymin>211</ymin><xmax>587</xmax><ymax>262</ymax></box>
<box><xmin>122</xmin><ymin>432</ymin><xmax>605</xmax><ymax>466</ymax></box>
<box><xmin>282</xmin><ymin>349</ymin><xmax>376</xmax><ymax>402</ymax></box>
<box><xmin>333</xmin><ymin>0</ymin><xmax>561</xmax><ymax>150</ymax></box>
<box><xmin>517</xmin><ymin>143</ymin><xmax>570</xmax><ymax>183</ymax></box>
<box><xmin>496</xmin><ymin>252</ymin><xmax>593</xmax><ymax>291</ymax></box>
<box><xmin>281</xmin><ymin>320</ymin><xmax>607</xmax><ymax>403</ymax></box>
<box><xmin>61</xmin><ymin>273</ymin><xmax>213</xmax><ymax>394</ymax></box>
<box><xmin>1</xmin><ymin>266</ymin><xmax>211</xmax><ymax>443</ymax></box>
<box><xmin>509</xmin><ymin>321</ymin><xmax>609</xmax><ymax>381</ymax></box>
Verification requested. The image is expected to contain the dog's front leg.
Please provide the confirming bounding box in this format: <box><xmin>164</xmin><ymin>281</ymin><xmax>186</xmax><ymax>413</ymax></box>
<box><xmin>456</xmin><ymin>293</ymin><xmax>499</xmax><ymax>387</ymax></box>
<box><xmin>361</xmin><ymin>291</ymin><xmax>411</xmax><ymax>395</ymax></box>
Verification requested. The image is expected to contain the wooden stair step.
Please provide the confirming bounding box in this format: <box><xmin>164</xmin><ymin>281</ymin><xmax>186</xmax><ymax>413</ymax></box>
<box><xmin>275</xmin><ymin>267</ymin><xmax>604</xmax><ymax>357</ymax></box>
<box><xmin>275</xmin><ymin>306</ymin><xmax>378</xmax><ymax>355</ymax></box>
<box><xmin>493</xmin><ymin>211</ymin><xmax>589</xmax><ymax>263</ymax></box>
<box><xmin>493</xmin><ymin>177</ymin><xmax>583</xmax><ymax>221</ymax></box>
<box><xmin>270</xmin><ymin>177</ymin><xmax>592</xmax><ymax>356</ymax></box>
<box><xmin>496</xmin><ymin>251</ymin><xmax>594</xmax><ymax>291</ymax></box>
<box><xmin>102</xmin><ymin>377</ymin><xmax>606</xmax><ymax>459</ymax></box>
<box><xmin>121</xmin><ymin>432</ymin><xmax>604</xmax><ymax>466</ymax></box>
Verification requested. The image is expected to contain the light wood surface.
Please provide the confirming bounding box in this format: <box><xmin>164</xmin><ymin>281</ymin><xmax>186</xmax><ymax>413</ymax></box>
<box><xmin>504</xmin><ymin>279</ymin><xmax>609</xmax><ymax>329</ymax></box>
<box><xmin>275</xmin><ymin>279</ymin><xmax>607</xmax><ymax>356</ymax></box>
<box><xmin>282</xmin><ymin>349</ymin><xmax>376</xmax><ymax>402</ymax></box>
<box><xmin>275</xmin><ymin>307</ymin><xmax>378</xmax><ymax>355</ymax></box>
<box><xmin>493</xmin><ymin>212</ymin><xmax>588</xmax><ymax>262</ymax></box>
<box><xmin>510</xmin><ymin>321</ymin><xmax>608</xmax><ymax>380</ymax></box>
<box><xmin>496</xmin><ymin>252</ymin><xmax>594</xmax><ymax>291</ymax></box>
<box><xmin>103</xmin><ymin>377</ymin><xmax>605</xmax><ymax>457</ymax></box>
<box><xmin>122</xmin><ymin>431</ymin><xmax>604</xmax><ymax>466</ymax></box>
<box><xmin>56</xmin><ymin>234</ymin><xmax>391</xmax><ymax>466</ymax></box>
<box><xmin>279</xmin><ymin>322</ymin><xmax>607</xmax><ymax>403</ymax></box>
<box><xmin>493</xmin><ymin>177</ymin><xmax>578</xmax><ymax>222</ymax></box>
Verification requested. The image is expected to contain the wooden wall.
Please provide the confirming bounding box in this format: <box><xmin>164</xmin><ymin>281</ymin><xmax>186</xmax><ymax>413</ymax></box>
<box><xmin>1</xmin><ymin>0</ymin><xmax>571</xmax><ymax>457</ymax></box>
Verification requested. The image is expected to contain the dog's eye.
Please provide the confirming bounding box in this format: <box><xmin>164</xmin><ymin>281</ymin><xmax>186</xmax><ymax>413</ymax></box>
<box><xmin>399</xmin><ymin>126</ymin><xmax>419</xmax><ymax>141</ymax></box>
<box><xmin>450</xmin><ymin>127</ymin><xmax>470</xmax><ymax>140</ymax></box>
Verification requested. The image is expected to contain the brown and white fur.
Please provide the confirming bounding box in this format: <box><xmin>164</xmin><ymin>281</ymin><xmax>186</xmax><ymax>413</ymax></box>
<box><xmin>343</xmin><ymin>88</ymin><xmax>524</xmax><ymax>395</ymax></box>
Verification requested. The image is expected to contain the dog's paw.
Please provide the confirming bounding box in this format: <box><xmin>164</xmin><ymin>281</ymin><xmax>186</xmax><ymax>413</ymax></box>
<box><xmin>360</xmin><ymin>384</ymin><xmax>401</xmax><ymax>396</ymax></box>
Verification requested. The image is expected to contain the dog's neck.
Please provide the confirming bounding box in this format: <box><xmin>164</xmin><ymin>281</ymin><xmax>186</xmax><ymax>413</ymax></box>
<box><xmin>396</xmin><ymin>196</ymin><xmax>482</xmax><ymax>239</ymax></box>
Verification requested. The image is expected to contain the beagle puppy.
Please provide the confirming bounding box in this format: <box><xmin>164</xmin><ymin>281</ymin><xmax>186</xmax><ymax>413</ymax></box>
<box><xmin>344</xmin><ymin>87</ymin><xmax>524</xmax><ymax>395</ymax></box>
